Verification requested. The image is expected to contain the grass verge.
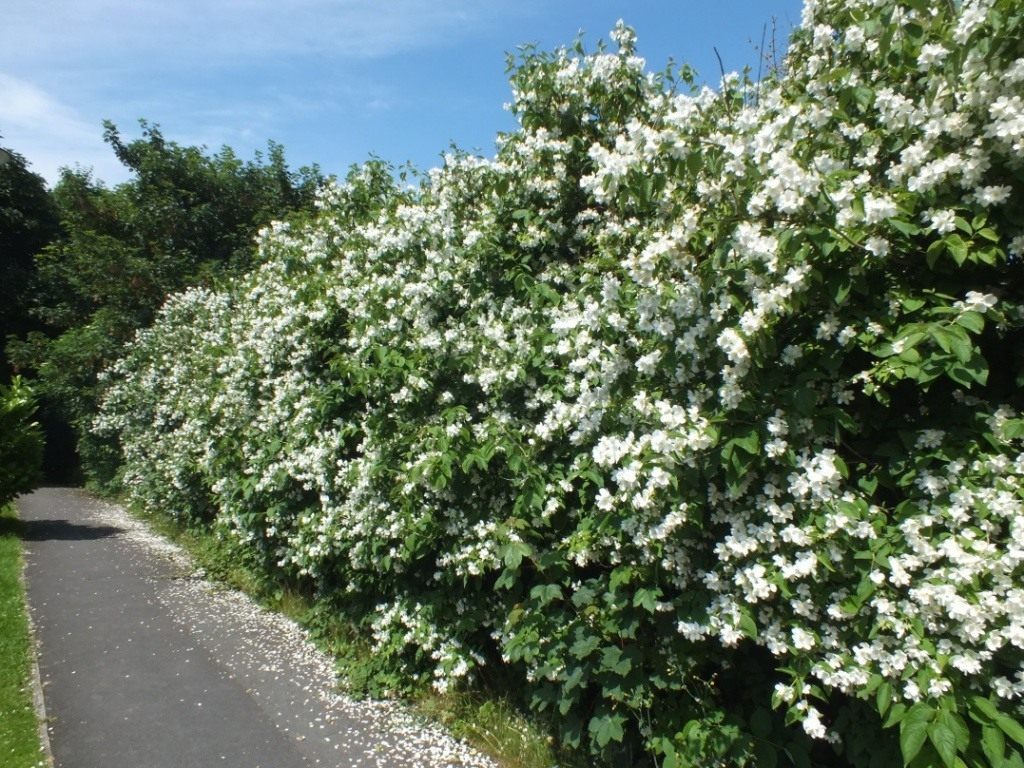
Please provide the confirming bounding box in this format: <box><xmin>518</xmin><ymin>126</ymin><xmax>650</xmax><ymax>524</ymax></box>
<box><xmin>126</xmin><ymin>503</ymin><xmax>564</xmax><ymax>768</ymax></box>
<box><xmin>0</xmin><ymin>502</ymin><xmax>47</xmax><ymax>767</ymax></box>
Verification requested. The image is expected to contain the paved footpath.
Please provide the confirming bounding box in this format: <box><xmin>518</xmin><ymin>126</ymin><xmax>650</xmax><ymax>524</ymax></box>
<box><xmin>17</xmin><ymin>488</ymin><xmax>495</xmax><ymax>768</ymax></box>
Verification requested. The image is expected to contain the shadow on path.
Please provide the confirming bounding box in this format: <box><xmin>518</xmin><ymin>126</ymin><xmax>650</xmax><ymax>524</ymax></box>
<box><xmin>1</xmin><ymin>516</ymin><xmax>122</xmax><ymax>542</ymax></box>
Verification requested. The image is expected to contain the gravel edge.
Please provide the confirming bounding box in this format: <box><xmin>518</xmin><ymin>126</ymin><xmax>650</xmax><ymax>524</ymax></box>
<box><xmin>86</xmin><ymin>492</ymin><xmax>501</xmax><ymax>768</ymax></box>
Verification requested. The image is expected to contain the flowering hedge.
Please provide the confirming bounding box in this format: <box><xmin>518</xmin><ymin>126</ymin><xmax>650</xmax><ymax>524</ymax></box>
<box><xmin>96</xmin><ymin>0</ymin><xmax>1024</xmax><ymax>765</ymax></box>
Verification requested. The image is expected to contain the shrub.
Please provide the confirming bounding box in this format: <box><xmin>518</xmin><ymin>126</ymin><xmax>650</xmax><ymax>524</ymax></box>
<box><xmin>0</xmin><ymin>377</ymin><xmax>44</xmax><ymax>504</ymax></box>
<box><xmin>97</xmin><ymin>1</ymin><xmax>1024</xmax><ymax>765</ymax></box>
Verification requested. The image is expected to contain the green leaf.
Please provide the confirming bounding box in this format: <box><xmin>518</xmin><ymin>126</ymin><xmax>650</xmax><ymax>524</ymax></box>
<box><xmin>901</xmin><ymin>702</ymin><xmax>936</xmax><ymax>763</ymax></box>
<box><xmin>833</xmin><ymin>275</ymin><xmax>853</xmax><ymax>303</ymax></box>
<box><xmin>997</xmin><ymin>715</ymin><xmax>1024</xmax><ymax>748</ymax></box>
<box><xmin>1002</xmin><ymin>419</ymin><xmax>1024</xmax><ymax>440</ymax></box>
<box><xmin>610</xmin><ymin>565</ymin><xmax>633</xmax><ymax>590</ymax></box>
<box><xmin>570</xmin><ymin>632</ymin><xmax>600</xmax><ymax>660</ymax></box>
<box><xmin>946</xmin><ymin>711</ymin><xmax>970</xmax><ymax>751</ymax></box>
<box><xmin>737</xmin><ymin>429</ymin><xmax>760</xmax><ymax>455</ymax></box>
<box><xmin>501</xmin><ymin>539</ymin><xmax>532</xmax><ymax>568</ymax></box>
<box><xmin>884</xmin><ymin>702</ymin><xmax>908</xmax><ymax>728</ymax></box>
<box><xmin>494</xmin><ymin>567</ymin><xmax>516</xmax><ymax>590</ymax></box>
<box><xmin>889</xmin><ymin>218</ymin><xmax>920</xmax><ymax>236</ymax></box>
<box><xmin>530</xmin><ymin>583</ymin><xmax>562</xmax><ymax>606</ymax></box>
<box><xmin>589</xmin><ymin>712</ymin><xmax>626</xmax><ymax>747</ymax></box>
<box><xmin>738</xmin><ymin>609</ymin><xmax>758</xmax><ymax>639</ymax></box>
<box><xmin>633</xmin><ymin>587</ymin><xmax>661</xmax><ymax>613</ymax></box>
<box><xmin>858</xmin><ymin>475</ymin><xmax>879</xmax><ymax>495</ymax></box>
<box><xmin>660</xmin><ymin>743</ymin><xmax>682</xmax><ymax>768</ymax></box>
<box><xmin>956</xmin><ymin>312</ymin><xmax>985</xmax><ymax>333</ymax></box>
<box><xmin>948</xmin><ymin>354</ymin><xmax>989</xmax><ymax>387</ymax></box>
<box><xmin>563</xmin><ymin>665</ymin><xmax>586</xmax><ymax>693</ymax></box>
<box><xmin>947</xmin><ymin>334</ymin><xmax>973</xmax><ymax>364</ymax></box>
<box><xmin>724</xmin><ymin>428</ymin><xmax>760</xmax><ymax>459</ymax></box>
<box><xmin>560</xmin><ymin>714</ymin><xmax>583</xmax><ymax>749</ymax></box>
<box><xmin>970</xmin><ymin>696</ymin><xmax>1001</xmax><ymax>722</ymax></box>
<box><xmin>932</xmin><ymin>328</ymin><xmax>953</xmax><ymax>354</ymax></box>
<box><xmin>929</xmin><ymin>711</ymin><xmax>968</xmax><ymax>768</ymax></box>
<box><xmin>907</xmin><ymin>742</ymin><xmax>942</xmax><ymax>768</ymax></box>
<box><xmin>571</xmin><ymin>583</ymin><xmax>596</xmax><ymax>607</ymax></box>
<box><xmin>981</xmin><ymin>724</ymin><xmax>1006</xmax><ymax>766</ymax></box>
<box><xmin>876</xmin><ymin>681</ymin><xmax>893</xmax><ymax>716</ymax></box>
<box><xmin>600</xmin><ymin>646</ymin><xmax>633</xmax><ymax>676</ymax></box>
<box><xmin>899</xmin><ymin>347</ymin><xmax>922</xmax><ymax>364</ymax></box>
<box><xmin>945</xmin><ymin>234</ymin><xmax>969</xmax><ymax>265</ymax></box>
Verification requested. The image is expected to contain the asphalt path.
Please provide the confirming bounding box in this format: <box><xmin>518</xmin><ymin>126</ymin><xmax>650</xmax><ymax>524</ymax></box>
<box><xmin>17</xmin><ymin>488</ymin><xmax>495</xmax><ymax>768</ymax></box>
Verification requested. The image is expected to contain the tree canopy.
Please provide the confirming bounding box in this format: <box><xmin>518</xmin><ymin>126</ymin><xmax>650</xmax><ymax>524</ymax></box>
<box><xmin>6</xmin><ymin>121</ymin><xmax>323</xmax><ymax>480</ymax></box>
<box><xmin>0</xmin><ymin>144</ymin><xmax>59</xmax><ymax>382</ymax></box>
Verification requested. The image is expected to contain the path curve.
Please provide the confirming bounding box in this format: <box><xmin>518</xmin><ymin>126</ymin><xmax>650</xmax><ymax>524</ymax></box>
<box><xmin>17</xmin><ymin>488</ymin><xmax>496</xmax><ymax>768</ymax></box>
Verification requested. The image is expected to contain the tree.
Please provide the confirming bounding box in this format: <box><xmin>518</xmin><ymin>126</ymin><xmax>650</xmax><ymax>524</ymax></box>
<box><xmin>7</xmin><ymin>121</ymin><xmax>323</xmax><ymax>484</ymax></box>
<box><xmin>0</xmin><ymin>143</ymin><xmax>59</xmax><ymax>382</ymax></box>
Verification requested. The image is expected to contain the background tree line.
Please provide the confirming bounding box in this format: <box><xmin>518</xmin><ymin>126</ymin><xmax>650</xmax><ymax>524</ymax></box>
<box><xmin>1</xmin><ymin>121</ymin><xmax>323</xmax><ymax>483</ymax></box>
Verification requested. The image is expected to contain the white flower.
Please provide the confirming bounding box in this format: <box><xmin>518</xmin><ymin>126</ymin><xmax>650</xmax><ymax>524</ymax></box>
<box><xmin>926</xmin><ymin>209</ymin><xmax>957</xmax><ymax>234</ymax></box>
<box><xmin>918</xmin><ymin>43</ymin><xmax>949</xmax><ymax>69</ymax></box>
<box><xmin>610</xmin><ymin>19</ymin><xmax>636</xmax><ymax>53</ymax></box>
<box><xmin>837</xmin><ymin>326</ymin><xmax>857</xmax><ymax>346</ymax></box>
<box><xmin>955</xmin><ymin>291</ymin><xmax>998</xmax><ymax>313</ymax></box>
<box><xmin>595</xmin><ymin>487</ymin><xmax>615</xmax><ymax>512</ymax></box>
<box><xmin>677</xmin><ymin>621</ymin><xmax>705</xmax><ymax>641</ymax></box>
<box><xmin>635</xmin><ymin>349</ymin><xmax>663</xmax><ymax>376</ymax></box>
<box><xmin>791</xmin><ymin>627</ymin><xmax>816</xmax><ymax>650</ymax></box>
<box><xmin>862</xmin><ymin>194</ymin><xmax>897</xmax><ymax>224</ymax></box>
<box><xmin>781</xmin><ymin>345</ymin><xmax>803</xmax><ymax>365</ymax></box>
<box><xmin>865</xmin><ymin>237</ymin><xmax>889</xmax><ymax>258</ymax></box>
<box><xmin>994</xmin><ymin>677</ymin><xmax>1015</xmax><ymax>699</ymax></box>
<box><xmin>915</xmin><ymin>429</ymin><xmax>945</xmax><ymax>449</ymax></box>
<box><xmin>817</xmin><ymin>316</ymin><xmax>840</xmax><ymax>340</ymax></box>
<box><xmin>844</xmin><ymin>26</ymin><xmax>865</xmax><ymax>51</ymax></box>
<box><xmin>802</xmin><ymin>705</ymin><xmax>827</xmax><ymax>739</ymax></box>
<box><xmin>975</xmin><ymin>185</ymin><xmax>1012</xmax><ymax>206</ymax></box>
<box><xmin>1009</xmin><ymin>235</ymin><xmax>1024</xmax><ymax>258</ymax></box>
<box><xmin>717</xmin><ymin>328</ymin><xmax>749</xmax><ymax>364</ymax></box>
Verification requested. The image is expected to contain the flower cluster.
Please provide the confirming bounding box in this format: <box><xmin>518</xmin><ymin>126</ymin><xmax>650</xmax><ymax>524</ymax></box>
<box><xmin>96</xmin><ymin>3</ymin><xmax>1024</xmax><ymax>765</ymax></box>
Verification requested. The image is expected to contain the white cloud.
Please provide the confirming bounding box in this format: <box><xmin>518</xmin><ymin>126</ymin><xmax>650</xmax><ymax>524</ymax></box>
<box><xmin>0</xmin><ymin>73</ymin><xmax>129</xmax><ymax>187</ymax></box>
<box><xmin>0</xmin><ymin>0</ymin><xmax>535</xmax><ymax>182</ymax></box>
<box><xmin>0</xmin><ymin>0</ymin><xmax>516</xmax><ymax>65</ymax></box>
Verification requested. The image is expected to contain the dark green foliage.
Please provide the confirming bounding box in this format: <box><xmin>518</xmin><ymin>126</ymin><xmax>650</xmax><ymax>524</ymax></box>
<box><xmin>0</xmin><ymin>145</ymin><xmax>59</xmax><ymax>382</ymax></box>
<box><xmin>0</xmin><ymin>377</ymin><xmax>44</xmax><ymax>505</ymax></box>
<box><xmin>6</xmin><ymin>121</ymin><xmax>323</xmax><ymax>484</ymax></box>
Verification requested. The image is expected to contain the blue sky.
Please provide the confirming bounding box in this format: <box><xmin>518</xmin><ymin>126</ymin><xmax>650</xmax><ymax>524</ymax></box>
<box><xmin>1</xmin><ymin>1</ymin><xmax>803</xmax><ymax>188</ymax></box>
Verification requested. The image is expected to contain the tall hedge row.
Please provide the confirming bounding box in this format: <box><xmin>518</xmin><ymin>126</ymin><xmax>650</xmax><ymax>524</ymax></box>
<box><xmin>96</xmin><ymin>1</ymin><xmax>1024</xmax><ymax>765</ymax></box>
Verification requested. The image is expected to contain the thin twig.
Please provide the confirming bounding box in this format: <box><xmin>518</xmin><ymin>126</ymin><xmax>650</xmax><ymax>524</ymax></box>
<box><xmin>713</xmin><ymin>46</ymin><xmax>733</xmax><ymax>115</ymax></box>
<box><xmin>755</xmin><ymin>22</ymin><xmax>767</xmax><ymax>106</ymax></box>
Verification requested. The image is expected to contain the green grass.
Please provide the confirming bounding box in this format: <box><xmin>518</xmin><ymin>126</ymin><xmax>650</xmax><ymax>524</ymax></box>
<box><xmin>126</xmin><ymin>502</ymin><xmax>563</xmax><ymax>768</ymax></box>
<box><xmin>416</xmin><ymin>693</ymin><xmax>566</xmax><ymax>768</ymax></box>
<box><xmin>0</xmin><ymin>503</ymin><xmax>47</xmax><ymax>768</ymax></box>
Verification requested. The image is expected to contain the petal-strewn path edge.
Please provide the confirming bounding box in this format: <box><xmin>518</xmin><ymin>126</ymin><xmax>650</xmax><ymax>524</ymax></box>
<box><xmin>19</xmin><ymin>488</ymin><xmax>498</xmax><ymax>768</ymax></box>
